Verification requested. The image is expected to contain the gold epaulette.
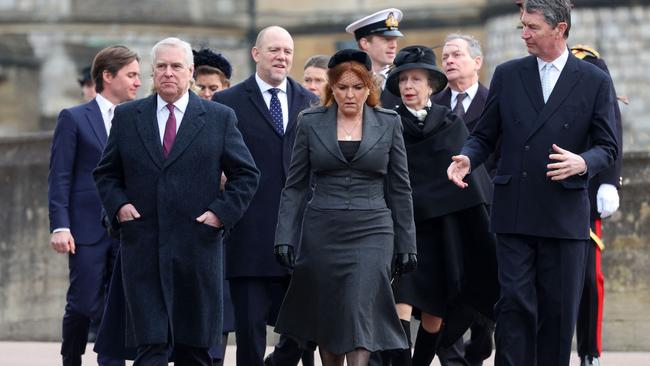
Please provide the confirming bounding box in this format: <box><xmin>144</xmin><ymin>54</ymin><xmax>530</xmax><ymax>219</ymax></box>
<box><xmin>590</xmin><ymin>229</ymin><xmax>605</xmax><ymax>251</ymax></box>
<box><xmin>571</xmin><ymin>44</ymin><xmax>600</xmax><ymax>60</ymax></box>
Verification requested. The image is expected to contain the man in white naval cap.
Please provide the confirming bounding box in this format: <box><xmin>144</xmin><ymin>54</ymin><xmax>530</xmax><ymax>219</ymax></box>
<box><xmin>346</xmin><ymin>8</ymin><xmax>404</xmax><ymax>109</ymax></box>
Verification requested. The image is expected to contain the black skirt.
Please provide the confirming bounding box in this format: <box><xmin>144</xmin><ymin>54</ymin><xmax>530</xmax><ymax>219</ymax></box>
<box><xmin>274</xmin><ymin>206</ymin><xmax>408</xmax><ymax>354</ymax></box>
<box><xmin>394</xmin><ymin>204</ymin><xmax>498</xmax><ymax>322</ymax></box>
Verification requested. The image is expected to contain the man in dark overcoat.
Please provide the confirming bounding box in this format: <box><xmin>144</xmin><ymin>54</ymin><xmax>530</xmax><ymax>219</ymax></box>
<box><xmin>447</xmin><ymin>1</ymin><xmax>618</xmax><ymax>365</ymax></box>
<box><xmin>212</xmin><ymin>26</ymin><xmax>318</xmax><ymax>366</ymax></box>
<box><xmin>93</xmin><ymin>37</ymin><xmax>259</xmax><ymax>366</ymax></box>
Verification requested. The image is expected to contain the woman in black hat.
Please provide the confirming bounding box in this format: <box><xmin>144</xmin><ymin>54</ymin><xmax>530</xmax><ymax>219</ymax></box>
<box><xmin>272</xmin><ymin>49</ymin><xmax>417</xmax><ymax>366</ymax></box>
<box><xmin>384</xmin><ymin>46</ymin><xmax>499</xmax><ymax>366</ymax></box>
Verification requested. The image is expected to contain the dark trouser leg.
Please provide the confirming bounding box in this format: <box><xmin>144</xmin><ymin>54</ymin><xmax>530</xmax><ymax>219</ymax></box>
<box><xmin>62</xmin><ymin>236</ymin><xmax>121</xmax><ymax>366</ymax></box>
<box><xmin>269</xmin><ymin>335</ymin><xmax>303</xmax><ymax>365</ymax></box>
<box><xmin>229</xmin><ymin>278</ymin><xmax>272</xmax><ymax>366</ymax></box>
<box><xmin>209</xmin><ymin>333</ymin><xmax>228</xmax><ymax>366</ymax></box>
<box><xmin>577</xmin><ymin>220</ymin><xmax>604</xmax><ymax>361</ymax></box>
<box><xmin>411</xmin><ymin>324</ymin><xmax>439</xmax><ymax>366</ymax></box>
<box><xmin>175</xmin><ymin>343</ymin><xmax>212</xmax><ymax>366</ymax></box>
<box><xmin>437</xmin><ymin>338</ymin><xmax>469</xmax><ymax>366</ymax></box>
<box><xmin>493</xmin><ymin>234</ymin><xmax>537</xmax><ymax>366</ymax></box>
<box><xmin>134</xmin><ymin>344</ymin><xmax>168</xmax><ymax>366</ymax></box>
<box><xmin>536</xmin><ymin>237</ymin><xmax>588</xmax><ymax>366</ymax></box>
<box><xmin>61</xmin><ymin>310</ymin><xmax>88</xmax><ymax>366</ymax></box>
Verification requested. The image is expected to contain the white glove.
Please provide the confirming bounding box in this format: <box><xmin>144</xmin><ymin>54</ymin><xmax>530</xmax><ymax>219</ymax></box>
<box><xmin>597</xmin><ymin>183</ymin><xmax>619</xmax><ymax>218</ymax></box>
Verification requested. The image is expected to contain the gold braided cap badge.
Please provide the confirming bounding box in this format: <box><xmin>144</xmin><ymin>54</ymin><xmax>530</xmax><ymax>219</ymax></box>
<box><xmin>571</xmin><ymin>44</ymin><xmax>600</xmax><ymax>60</ymax></box>
<box><xmin>386</xmin><ymin>12</ymin><xmax>399</xmax><ymax>29</ymax></box>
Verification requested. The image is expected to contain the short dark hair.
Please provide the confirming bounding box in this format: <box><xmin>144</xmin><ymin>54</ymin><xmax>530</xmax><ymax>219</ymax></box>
<box><xmin>304</xmin><ymin>55</ymin><xmax>329</xmax><ymax>70</ymax></box>
<box><xmin>91</xmin><ymin>45</ymin><xmax>139</xmax><ymax>93</ymax></box>
<box><xmin>524</xmin><ymin>0</ymin><xmax>572</xmax><ymax>39</ymax></box>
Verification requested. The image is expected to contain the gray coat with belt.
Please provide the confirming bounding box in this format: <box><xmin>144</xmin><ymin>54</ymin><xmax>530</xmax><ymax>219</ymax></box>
<box><xmin>275</xmin><ymin>104</ymin><xmax>416</xmax><ymax>255</ymax></box>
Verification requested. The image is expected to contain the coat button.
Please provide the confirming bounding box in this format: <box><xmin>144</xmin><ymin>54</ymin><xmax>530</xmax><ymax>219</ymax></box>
<box><xmin>522</xmin><ymin>171</ymin><xmax>528</xmax><ymax>178</ymax></box>
<box><xmin>524</xmin><ymin>145</ymin><xmax>530</xmax><ymax>151</ymax></box>
<box><xmin>563</xmin><ymin>123</ymin><xmax>569</xmax><ymax>129</ymax></box>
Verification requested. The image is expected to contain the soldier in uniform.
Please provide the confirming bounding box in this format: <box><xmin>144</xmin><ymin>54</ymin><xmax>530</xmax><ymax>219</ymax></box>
<box><xmin>571</xmin><ymin>44</ymin><xmax>624</xmax><ymax>366</ymax></box>
<box><xmin>346</xmin><ymin>8</ymin><xmax>404</xmax><ymax>109</ymax></box>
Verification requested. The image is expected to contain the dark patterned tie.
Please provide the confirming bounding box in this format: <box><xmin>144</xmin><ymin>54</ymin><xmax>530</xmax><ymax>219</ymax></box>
<box><xmin>163</xmin><ymin>103</ymin><xmax>176</xmax><ymax>158</ymax></box>
<box><xmin>268</xmin><ymin>88</ymin><xmax>284</xmax><ymax>135</ymax></box>
<box><xmin>453</xmin><ymin>92</ymin><xmax>467</xmax><ymax>120</ymax></box>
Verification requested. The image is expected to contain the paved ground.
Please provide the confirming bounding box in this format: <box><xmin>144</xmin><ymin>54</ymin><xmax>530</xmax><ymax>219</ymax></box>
<box><xmin>1</xmin><ymin>342</ymin><xmax>648</xmax><ymax>365</ymax></box>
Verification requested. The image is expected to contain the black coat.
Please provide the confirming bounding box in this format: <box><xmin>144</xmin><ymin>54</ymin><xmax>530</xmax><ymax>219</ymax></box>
<box><xmin>93</xmin><ymin>92</ymin><xmax>259</xmax><ymax>347</ymax></box>
<box><xmin>396</xmin><ymin>104</ymin><xmax>492</xmax><ymax>222</ymax></box>
<box><xmin>213</xmin><ymin>76</ymin><xmax>318</xmax><ymax>278</ymax></box>
<box><xmin>462</xmin><ymin>54</ymin><xmax>619</xmax><ymax>240</ymax></box>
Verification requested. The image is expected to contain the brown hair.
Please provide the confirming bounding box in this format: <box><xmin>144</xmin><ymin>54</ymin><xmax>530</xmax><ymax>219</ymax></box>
<box><xmin>322</xmin><ymin>60</ymin><xmax>380</xmax><ymax>107</ymax></box>
<box><xmin>91</xmin><ymin>45</ymin><xmax>139</xmax><ymax>93</ymax></box>
<box><xmin>195</xmin><ymin>65</ymin><xmax>231</xmax><ymax>88</ymax></box>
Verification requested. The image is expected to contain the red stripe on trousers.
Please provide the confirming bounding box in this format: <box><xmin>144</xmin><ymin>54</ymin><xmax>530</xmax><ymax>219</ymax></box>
<box><xmin>594</xmin><ymin>218</ymin><xmax>604</xmax><ymax>355</ymax></box>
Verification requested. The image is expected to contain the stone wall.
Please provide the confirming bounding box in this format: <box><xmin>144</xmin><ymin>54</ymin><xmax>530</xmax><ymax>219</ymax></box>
<box><xmin>0</xmin><ymin>135</ymin><xmax>649</xmax><ymax>350</ymax></box>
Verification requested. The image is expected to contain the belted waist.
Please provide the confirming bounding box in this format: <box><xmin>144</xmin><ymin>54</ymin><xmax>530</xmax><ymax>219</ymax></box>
<box><xmin>309</xmin><ymin>174</ymin><xmax>387</xmax><ymax>210</ymax></box>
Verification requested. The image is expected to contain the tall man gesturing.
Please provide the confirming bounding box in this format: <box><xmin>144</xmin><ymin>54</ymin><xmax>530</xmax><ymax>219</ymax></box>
<box><xmin>447</xmin><ymin>1</ymin><xmax>618</xmax><ymax>365</ymax></box>
<box><xmin>93</xmin><ymin>37</ymin><xmax>259</xmax><ymax>366</ymax></box>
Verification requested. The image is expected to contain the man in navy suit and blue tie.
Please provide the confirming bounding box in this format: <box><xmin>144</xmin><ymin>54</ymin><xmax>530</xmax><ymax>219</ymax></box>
<box><xmin>49</xmin><ymin>45</ymin><xmax>141</xmax><ymax>366</ymax></box>
<box><xmin>447</xmin><ymin>1</ymin><xmax>618</xmax><ymax>365</ymax></box>
<box><xmin>213</xmin><ymin>26</ymin><xmax>318</xmax><ymax>366</ymax></box>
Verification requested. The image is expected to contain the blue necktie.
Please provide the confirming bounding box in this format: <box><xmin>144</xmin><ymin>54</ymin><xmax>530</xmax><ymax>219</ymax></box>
<box><xmin>268</xmin><ymin>88</ymin><xmax>284</xmax><ymax>135</ymax></box>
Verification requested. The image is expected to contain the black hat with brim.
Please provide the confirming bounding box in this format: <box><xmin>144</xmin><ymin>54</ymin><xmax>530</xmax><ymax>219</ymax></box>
<box><xmin>328</xmin><ymin>49</ymin><xmax>372</xmax><ymax>71</ymax></box>
<box><xmin>386</xmin><ymin>45</ymin><xmax>447</xmax><ymax>97</ymax></box>
<box><xmin>78</xmin><ymin>66</ymin><xmax>92</xmax><ymax>86</ymax></box>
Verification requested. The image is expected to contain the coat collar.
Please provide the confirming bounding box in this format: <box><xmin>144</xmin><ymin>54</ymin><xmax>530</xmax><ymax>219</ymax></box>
<box><xmin>311</xmin><ymin>104</ymin><xmax>390</xmax><ymax>164</ymax></box>
<box><xmin>134</xmin><ymin>92</ymin><xmax>207</xmax><ymax>169</ymax></box>
<box><xmin>84</xmin><ymin>98</ymin><xmax>107</xmax><ymax>146</ymax></box>
<box><xmin>526</xmin><ymin>52</ymin><xmax>582</xmax><ymax>140</ymax></box>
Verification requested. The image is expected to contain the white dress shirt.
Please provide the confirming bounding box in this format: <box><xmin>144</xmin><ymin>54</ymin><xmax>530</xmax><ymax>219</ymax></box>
<box><xmin>537</xmin><ymin>47</ymin><xmax>569</xmax><ymax>99</ymax></box>
<box><xmin>95</xmin><ymin>93</ymin><xmax>116</xmax><ymax>136</ymax></box>
<box><xmin>255</xmin><ymin>73</ymin><xmax>289</xmax><ymax>131</ymax></box>
<box><xmin>156</xmin><ymin>92</ymin><xmax>189</xmax><ymax>143</ymax></box>
<box><xmin>450</xmin><ymin>82</ymin><xmax>479</xmax><ymax>113</ymax></box>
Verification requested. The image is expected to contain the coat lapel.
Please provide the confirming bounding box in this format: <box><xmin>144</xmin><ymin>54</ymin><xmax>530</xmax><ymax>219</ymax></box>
<box><xmin>519</xmin><ymin>56</ymin><xmax>544</xmax><ymax>115</ymax></box>
<box><xmin>286</xmin><ymin>79</ymin><xmax>311</xmax><ymax>134</ymax></box>
<box><xmin>244</xmin><ymin>76</ymin><xmax>283</xmax><ymax>138</ymax></box>
<box><xmin>164</xmin><ymin>92</ymin><xmax>206</xmax><ymax>167</ymax></box>
<box><xmin>85</xmin><ymin>99</ymin><xmax>107</xmax><ymax>146</ymax></box>
<box><xmin>135</xmin><ymin>95</ymin><xmax>164</xmax><ymax>169</ymax></box>
<box><xmin>311</xmin><ymin>106</ymin><xmax>347</xmax><ymax>164</ymax></box>
<box><xmin>465</xmin><ymin>84</ymin><xmax>487</xmax><ymax>125</ymax></box>
<box><xmin>526</xmin><ymin>54</ymin><xmax>582</xmax><ymax>140</ymax></box>
<box><xmin>351</xmin><ymin>105</ymin><xmax>390</xmax><ymax>162</ymax></box>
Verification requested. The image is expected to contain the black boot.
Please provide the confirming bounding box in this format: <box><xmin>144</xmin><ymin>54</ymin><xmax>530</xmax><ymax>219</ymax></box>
<box><xmin>391</xmin><ymin>319</ymin><xmax>412</xmax><ymax>366</ymax></box>
<box><xmin>411</xmin><ymin>325</ymin><xmax>439</xmax><ymax>366</ymax></box>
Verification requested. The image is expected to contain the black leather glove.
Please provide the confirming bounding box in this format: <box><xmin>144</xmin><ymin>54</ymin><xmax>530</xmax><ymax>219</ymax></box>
<box><xmin>274</xmin><ymin>245</ymin><xmax>295</xmax><ymax>269</ymax></box>
<box><xmin>102</xmin><ymin>212</ymin><xmax>120</xmax><ymax>239</ymax></box>
<box><xmin>394</xmin><ymin>253</ymin><xmax>418</xmax><ymax>277</ymax></box>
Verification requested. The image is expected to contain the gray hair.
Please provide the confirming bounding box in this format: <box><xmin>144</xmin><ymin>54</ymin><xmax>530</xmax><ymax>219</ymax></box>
<box><xmin>151</xmin><ymin>37</ymin><xmax>194</xmax><ymax>66</ymax></box>
<box><xmin>444</xmin><ymin>33</ymin><xmax>483</xmax><ymax>59</ymax></box>
<box><xmin>524</xmin><ymin>0</ymin><xmax>572</xmax><ymax>39</ymax></box>
<box><xmin>304</xmin><ymin>55</ymin><xmax>329</xmax><ymax>70</ymax></box>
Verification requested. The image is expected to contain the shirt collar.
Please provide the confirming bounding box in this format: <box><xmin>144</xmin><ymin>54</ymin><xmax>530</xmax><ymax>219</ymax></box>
<box><xmin>157</xmin><ymin>91</ymin><xmax>190</xmax><ymax>114</ymax></box>
<box><xmin>537</xmin><ymin>47</ymin><xmax>569</xmax><ymax>73</ymax></box>
<box><xmin>94</xmin><ymin>93</ymin><xmax>115</xmax><ymax>115</ymax></box>
<box><xmin>255</xmin><ymin>73</ymin><xmax>287</xmax><ymax>94</ymax></box>
<box><xmin>450</xmin><ymin>82</ymin><xmax>479</xmax><ymax>103</ymax></box>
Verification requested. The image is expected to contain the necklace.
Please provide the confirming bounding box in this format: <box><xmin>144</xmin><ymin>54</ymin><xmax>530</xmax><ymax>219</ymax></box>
<box><xmin>339</xmin><ymin>119</ymin><xmax>361</xmax><ymax>141</ymax></box>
